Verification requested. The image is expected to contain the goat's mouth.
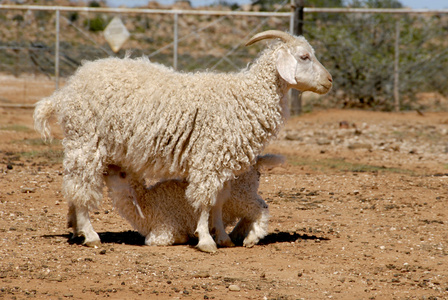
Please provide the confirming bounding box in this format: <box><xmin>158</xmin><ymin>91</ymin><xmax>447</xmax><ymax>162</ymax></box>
<box><xmin>313</xmin><ymin>83</ymin><xmax>332</xmax><ymax>94</ymax></box>
<box><xmin>322</xmin><ymin>83</ymin><xmax>332</xmax><ymax>90</ymax></box>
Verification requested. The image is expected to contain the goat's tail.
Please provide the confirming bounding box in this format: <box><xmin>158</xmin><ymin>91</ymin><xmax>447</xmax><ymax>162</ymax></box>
<box><xmin>33</xmin><ymin>96</ymin><xmax>56</xmax><ymax>141</ymax></box>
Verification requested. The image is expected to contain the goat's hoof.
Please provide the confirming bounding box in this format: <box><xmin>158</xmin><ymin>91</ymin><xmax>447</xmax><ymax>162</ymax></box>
<box><xmin>83</xmin><ymin>239</ymin><xmax>101</xmax><ymax>248</ymax></box>
<box><xmin>217</xmin><ymin>239</ymin><xmax>235</xmax><ymax>248</ymax></box>
<box><xmin>243</xmin><ymin>242</ymin><xmax>255</xmax><ymax>248</ymax></box>
<box><xmin>196</xmin><ymin>241</ymin><xmax>218</xmax><ymax>253</ymax></box>
<box><xmin>243</xmin><ymin>238</ymin><xmax>258</xmax><ymax>248</ymax></box>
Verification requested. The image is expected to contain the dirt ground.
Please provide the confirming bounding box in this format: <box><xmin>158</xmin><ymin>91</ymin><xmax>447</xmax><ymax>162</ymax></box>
<box><xmin>1</xmin><ymin>79</ymin><xmax>448</xmax><ymax>299</ymax></box>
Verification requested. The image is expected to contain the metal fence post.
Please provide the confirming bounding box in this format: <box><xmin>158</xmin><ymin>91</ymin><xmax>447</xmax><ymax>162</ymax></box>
<box><xmin>394</xmin><ymin>20</ymin><xmax>400</xmax><ymax>112</ymax></box>
<box><xmin>289</xmin><ymin>0</ymin><xmax>294</xmax><ymax>34</ymax></box>
<box><xmin>55</xmin><ymin>9</ymin><xmax>60</xmax><ymax>90</ymax></box>
<box><xmin>290</xmin><ymin>0</ymin><xmax>304</xmax><ymax>115</ymax></box>
<box><xmin>173</xmin><ymin>12</ymin><xmax>178</xmax><ymax>70</ymax></box>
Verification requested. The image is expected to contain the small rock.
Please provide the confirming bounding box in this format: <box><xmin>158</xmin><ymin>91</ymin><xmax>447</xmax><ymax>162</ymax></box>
<box><xmin>6</xmin><ymin>164</ymin><xmax>13</xmax><ymax>170</ymax></box>
<box><xmin>316</xmin><ymin>138</ymin><xmax>331</xmax><ymax>145</ymax></box>
<box><xmin>339</xmin><ymin>121</ymin><xmax>350</xmax><ymax>129</ymax></box>
<box><xmin>285</xmin><ymin>131</ymin><xmax>303</xmax><ymax>141</ymax></box>
<box><xmin>193</xmin><ymin>271</ymin><xmax>210</xmax><ymax>278</ymax></box>
<box><xmin>228</xmin><ymin>284</ymin><xmax>240</xmax><ymax>291</ymax></box>
<box><xmin>348</xmin><ymin>143</ymin><xmax>372</xmax><ymax>150</ymax></box>
<box><xmin>20</xmin><ymin>187</ymin><xmax>36</xmax><ymax>193</ymax></box>
<box><xmin>99</xmin><ymin>249</ymin><xmax>107</xmax><ymax>255</ymax></box>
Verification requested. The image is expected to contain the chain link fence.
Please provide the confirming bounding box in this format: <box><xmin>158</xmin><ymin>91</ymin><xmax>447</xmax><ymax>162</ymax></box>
<box><xmin>0</xmin><ymin>3</ymin><xmax>447</xmax><ymax>111</ymax></box>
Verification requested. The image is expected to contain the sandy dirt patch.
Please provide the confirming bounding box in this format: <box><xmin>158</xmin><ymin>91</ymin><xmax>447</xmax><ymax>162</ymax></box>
<box><xmin>1</xmin><ymin>92</ymin><xmax>447</xmax><ymax>299</ymax></box>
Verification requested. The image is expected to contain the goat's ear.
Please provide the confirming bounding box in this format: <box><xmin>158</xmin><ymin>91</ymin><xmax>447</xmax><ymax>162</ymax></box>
<box><xmin>276</xmin><ymin>48</ymin><xmax>298</xmax><ymax>85</ymax></box>
<box><xmin>129</xmin><ymin>186</ymin><xmax>145</xmax><ymax>219</ymax></box>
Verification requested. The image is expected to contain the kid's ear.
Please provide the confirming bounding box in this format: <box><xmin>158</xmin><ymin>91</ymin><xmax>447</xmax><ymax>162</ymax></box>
<box><xmin>129</xmin><ymin>186</ymin><xmax>145</xmax><ymax>219</ymax></box>
<box><xmin>276</xmin><ymin>48</ymin><xmax>298</xmax><ymax>85</ymax></box>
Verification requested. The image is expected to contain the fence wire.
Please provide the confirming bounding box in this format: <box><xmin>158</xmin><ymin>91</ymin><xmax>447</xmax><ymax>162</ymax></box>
<box><xmin>0</xmin><ymin>4</ymin><xmax>447</xmax><ymax>111</ymax></box>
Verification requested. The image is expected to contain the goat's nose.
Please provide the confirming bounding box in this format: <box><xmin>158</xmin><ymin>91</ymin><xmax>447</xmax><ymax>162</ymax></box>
<box><xmin>328</xmin><ymin>75</ymin><xmax>333</xmax><ymax>83</ymax></box>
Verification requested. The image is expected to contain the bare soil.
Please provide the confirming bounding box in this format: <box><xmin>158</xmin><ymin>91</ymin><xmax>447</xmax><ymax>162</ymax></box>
<box><xmin>1</xmin><ymin>78</ymin><xmax>448</xmax><ymax>299</ymax></box>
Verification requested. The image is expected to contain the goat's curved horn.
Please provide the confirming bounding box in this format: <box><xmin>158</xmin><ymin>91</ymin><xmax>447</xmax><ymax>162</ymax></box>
<box><xmin>245</xmin><ymin>30</ymin><xmax>295</xmax><ymax>46</ymax></box>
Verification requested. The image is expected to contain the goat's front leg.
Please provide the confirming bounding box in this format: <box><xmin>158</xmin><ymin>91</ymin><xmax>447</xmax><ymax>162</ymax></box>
<box><xmin>189</xmin><ymin>173</ymin><xmax>232</xmax><ymax>252</ymax></box>
<box><xmin>211</xmin><ymin>181</ymin><xmax>234</xmax><ymax>247</ymax></box>
<box><xmin>195</xmin><ymin>205</ymin><xmax>217</xmax><ymax>253</ymax></box>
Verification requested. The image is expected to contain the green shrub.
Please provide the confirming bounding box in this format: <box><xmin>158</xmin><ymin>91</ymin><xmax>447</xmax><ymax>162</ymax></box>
<box><xmin>85</xmin><ymin>16</ymin><xmax>107</xmax><ymax>32</ymax></box>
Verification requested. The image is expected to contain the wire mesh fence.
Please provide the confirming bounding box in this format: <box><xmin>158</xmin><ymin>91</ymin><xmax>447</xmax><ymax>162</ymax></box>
<box><xmin>0</xmin><ymin>3</ymin><xmax>292</xmax><ymax>105</ymax></box>
<box><xmin>303</xmin><ymin>9</ymin><xmax>448</xmax><ymax>111</ymax></box>
<box><xmin>0</xmin><ymin>3</ymin><xmax>447</xmax><ymax>111</ymax></box>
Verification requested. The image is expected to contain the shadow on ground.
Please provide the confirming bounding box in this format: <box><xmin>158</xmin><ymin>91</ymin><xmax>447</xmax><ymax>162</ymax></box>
<box><xmin>43</xmin><ymin>231</ymin><xmax>146</xmax><ymax>246</ymax></box>
<box><xmin>44</xmin><ymin>230</ymin><xmax>328</xmax><ymax>247</ymax></box>
<box><xmin>258</xmin><ymin>231</ymin><xmax>329</xmax><ymax>246</ymax></box>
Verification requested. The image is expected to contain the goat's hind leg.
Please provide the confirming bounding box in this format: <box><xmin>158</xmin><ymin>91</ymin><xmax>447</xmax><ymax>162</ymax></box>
<box><xmin>229</xmin><ymin>217</ymin><xmax>253</xmax><ymax>245</ymax></box>
<box><xmin>63</xmin><ymin>144</ymin><xmax>104</xmax><ymax>247</ymax></box>
<box><xmin>67</xmin><ymin>203</ymin><xmax>101</xmax><ymax>247</ymax></box>
<box><xmin>230</xmin><ymin>206</ymin><xmax>269</xmax><ymax>247</ymax></box>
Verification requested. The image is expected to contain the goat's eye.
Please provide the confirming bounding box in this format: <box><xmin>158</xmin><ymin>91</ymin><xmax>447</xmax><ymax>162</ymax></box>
<box><xmin>300</xmin><ymin>54</ymin><xmax>310</xmax><ymax>61</ymax></box>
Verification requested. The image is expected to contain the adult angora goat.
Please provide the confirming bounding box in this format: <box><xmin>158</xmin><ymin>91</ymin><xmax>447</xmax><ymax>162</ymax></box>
<box><xmin>34</xmin><ymin>30</ymin><xmax>332</xmax><ymax>252</ymax></box>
